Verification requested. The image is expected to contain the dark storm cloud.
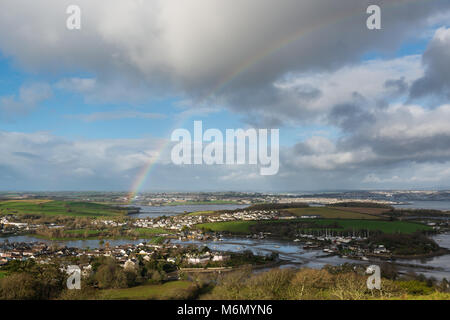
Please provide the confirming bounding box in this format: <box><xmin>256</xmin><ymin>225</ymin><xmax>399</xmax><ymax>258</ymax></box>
<box><xmin>384</xmin><ymin>77</ymin><xmax>409</xmax><ymax>94</ymax></box>
<box><xmin>410</xmin><ymin>28</ymin><xmax>450</xmax><ymax>99</ymax></box>
<box><xmin>328</xmin><ymin>102</ymin><xmax>375</xmax><ymax>132</ymax></box>
<box><xmin>0</xmin><ymin>0</ymin><xmax>448</xmax><ymax>105</ymax></box>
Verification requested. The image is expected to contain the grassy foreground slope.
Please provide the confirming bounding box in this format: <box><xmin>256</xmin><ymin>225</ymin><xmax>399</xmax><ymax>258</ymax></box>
<box><xmin>99</xmin><ymin>281</ymin><xmax>195</xmax><ymax>300</ymax></box>
<box><xmin>0</xmin><ymin>200</ymin><xmax>126</xmax><ymax>217</ymax></box>
<box><xmin>200</xmin><ymin>268</ymin><xmax>450</xmax><ymax>300</ymax></box>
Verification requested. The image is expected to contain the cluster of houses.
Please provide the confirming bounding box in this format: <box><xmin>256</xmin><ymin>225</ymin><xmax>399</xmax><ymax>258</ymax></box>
<box><xmin>92</xmin><ymin>219</ymin><xmax>127</xmax><ymax>228</ymax></box>
<box><xmin>0</xmin><ymin>216</ymin><xmax>39</xmax><ymax>235</ymax></box>
<box><xmin>123</xmin><ymin>193</ymin><xmax>266</xmax><ymax>206</ymax></box>
<box><xmin>0</xmin><ymin>216</ymin><xmax>65</xmax><ymax>236</ymax></box>
<box><xmin>185</xmin><ymin>252</ymin><xmax>230</xmax><ymax>264</ymax></box>
<box><xmin>131</xmin><ymin>210</ymin><xmax>282</xmax><ymax>232</ymax></box>
<box><xmin>0</xmin><ymin>239</ymin><xmax>237</xmax><ymax>273</ymax></box>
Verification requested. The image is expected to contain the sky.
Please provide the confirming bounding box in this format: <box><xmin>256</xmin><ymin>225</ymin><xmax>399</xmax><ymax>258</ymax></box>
<box><xmin>1</xmin><ymin>0</ymin><xmax>450</xmax><ymax>192</ymax></box>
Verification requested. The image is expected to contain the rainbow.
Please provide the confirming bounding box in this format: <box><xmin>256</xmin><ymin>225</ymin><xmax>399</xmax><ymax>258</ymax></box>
<box><xmin>127</xmin><ymin>0</ymin><xmax>421</xmax><ymax>201</ymax></box>
<box><xmin>127</xmin><ymin>113</ymin><xmax>189</xmax><ymax>202</ymax></box>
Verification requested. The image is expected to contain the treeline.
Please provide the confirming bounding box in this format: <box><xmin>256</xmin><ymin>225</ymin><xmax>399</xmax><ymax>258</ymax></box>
<box><xmin>387</xmin><ymin>208</ymin><xmax>450</xmax><ymax>217</ymax></box>
<box><xmin>368</xmin><ymin>232</ymin><xmax>442</xmax><ymax>256</ymax></box>
<box><xmin>330</xmin><ymin>202</ymin><xmax>393</xmax><ymax>209</ymax></box>
<box><xmin>249</xmin><ymin>221</ymin><xmax>315</xmax><ymax>238</ymax></box>
<box><xmin>214</xmin><ymin>202</ymin><xmax>310</xmax><ymax>214</ymax></box>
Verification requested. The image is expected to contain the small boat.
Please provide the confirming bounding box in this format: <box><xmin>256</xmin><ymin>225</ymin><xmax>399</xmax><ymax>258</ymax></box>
<box><xmin>361</xmin><ymin>256</ymin><xmax>369</xmax><ymax>261</ymax></box>
<box><xmin>293</xmin><ymin>239</ymin><xmax>300</xmax><ymax>242</ymax></box>
<box><xmin>274</xmin><ymin>245</ymin><xmax>280</xmax><ymax>248</ymax></box>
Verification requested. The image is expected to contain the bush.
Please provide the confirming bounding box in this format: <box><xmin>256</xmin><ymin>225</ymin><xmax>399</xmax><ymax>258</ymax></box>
<box><xmin>397</xmin><ymin>280</ymin><xmax>434</xmax><ymax>295</ymax></box>
<box><xmin>0</xmin><ymin>273</ymin><xmax>41</xmax><ymax>300</ymax></box>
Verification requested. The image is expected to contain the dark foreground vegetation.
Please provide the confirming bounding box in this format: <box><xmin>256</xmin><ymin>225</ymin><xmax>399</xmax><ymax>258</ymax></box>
<box><xmin>200</xmin><ymin>265</ymin><xmax>450</xmax><ymax>300</ymax></box>
<box><xmin>0</xmin><ymin>247</ymin><xmax>274</xmax><ymax>300</ymax></box>
<box><xmin>2</xmin><ymin>259</ymin><xmax>450</xmax><ymax>300</ymax></box>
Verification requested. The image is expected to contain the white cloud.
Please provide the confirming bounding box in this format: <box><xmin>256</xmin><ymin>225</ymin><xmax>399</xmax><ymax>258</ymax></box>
<box><xmin>0</xmin><ymin>83</ymin><xmax>52</xmax><ymax>120</ymax></box>
<box><xmin>0</xmin><ymin>131</ymin><xmax>166</xmax><ymax>189</ymax></box>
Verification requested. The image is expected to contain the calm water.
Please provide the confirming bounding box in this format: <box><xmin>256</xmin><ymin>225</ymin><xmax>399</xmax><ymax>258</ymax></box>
<box><xmin>395</xmin><ymin>233</ymin><xmax>450</xmax><ymax>280</ymax></box>
<box><xmin>393</xmin><ymin>200</ymin><xmax>450</xmax><ymax>211</ymax></box>
<box><xmin>171</xmin><ymin>237</ymin><xmax>355</xmax><ymax>270</ymax></box>
<box><xmin>130</xmin><ymin>204</ymin><xmax>248</xmax><ymax>218</ymax></box>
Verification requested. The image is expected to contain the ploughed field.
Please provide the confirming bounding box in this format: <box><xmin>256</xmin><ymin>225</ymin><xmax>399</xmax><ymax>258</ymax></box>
<box><xmin>0</xmin><ymin>200</ymin><xmax>127</xmax><ymax>217</ymax></box>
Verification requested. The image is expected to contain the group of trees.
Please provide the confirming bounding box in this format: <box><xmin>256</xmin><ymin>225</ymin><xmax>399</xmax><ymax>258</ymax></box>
<box><xmin>368</xmin><ymin>232</ymin><xmax>441</xmax><ymax>256</ymax></box>
<box><xmin>0</xmin><ymin>253</ymin><xmax>178</xmax><ymax>299</ymax></box>
<box><xmin>0</xmin><ymin>260</ymin><xmax>66</xmax><ymax>300</ymax></box>
<box><xmin>78</xmin><ymin>255</ymin><xmax>175</xmax><ymax>291</ymax></box>
<box><xmin>387</xmin><ymin>208</ymin><xmax>450</xmax><ymax>218</ymax></box>
<box><xmin>202</xmin><ymin>265</ymin><xmax>450</xmax><ymax>300</ymax></box>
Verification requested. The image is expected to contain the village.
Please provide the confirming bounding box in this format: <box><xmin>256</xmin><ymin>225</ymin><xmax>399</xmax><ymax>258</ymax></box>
<box><xmin>2</xmin><ymin>196</ymin><xmax>450</xmax><ymax>274</ymax></box>
<box><xmin>0</xmin><ymin>240</ymin><xmax>244</xmax><ymax>276</ymax></box>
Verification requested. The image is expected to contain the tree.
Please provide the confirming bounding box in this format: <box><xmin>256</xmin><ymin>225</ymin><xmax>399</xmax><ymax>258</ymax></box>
<box><xmin>0</xmin><ymin>273</ymin><xmax>39</xmax><ymax>300</ymax></box>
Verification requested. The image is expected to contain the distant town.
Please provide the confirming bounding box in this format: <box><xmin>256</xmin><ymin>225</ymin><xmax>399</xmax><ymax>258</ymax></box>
<box><xmin>5</xmin><ymin>190</ymin><xmax>450</xmax><ymax>206</ymax></box>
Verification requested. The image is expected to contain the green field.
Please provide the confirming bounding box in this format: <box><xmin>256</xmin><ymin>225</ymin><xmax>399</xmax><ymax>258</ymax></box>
<box><xmin>99</xmin><ymin>281</ymin><xmax>194</xmax><ymax>300</ymax></box>
<box><xmin>0</xmin><ymin>200</ymin><xmax>126</xmax><ymax>217</ymax></box>
<box><xmin>197</xmin><ymin>218</ymin><xmax>430</xmax><ymax>234</ymax></box>
<box><xmin>287</xmin><ymin>207</ymin><xmax>381</xmax><ymax>219</ymax></box>
<box><xmin>0</xmin><ymin>271</ymin><xmax>7</xmax><ymax>279</ymax></box>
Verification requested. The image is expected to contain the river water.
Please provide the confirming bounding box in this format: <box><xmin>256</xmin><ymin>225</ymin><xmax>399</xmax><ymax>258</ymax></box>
<box><xmin>393</xmin><ymin>200</ymin><xmax>450</xmax><ymax>211</ymax></box>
